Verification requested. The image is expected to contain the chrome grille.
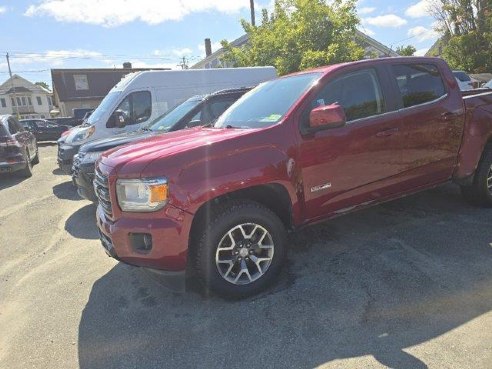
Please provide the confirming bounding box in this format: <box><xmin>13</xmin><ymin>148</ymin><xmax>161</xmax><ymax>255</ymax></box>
<box><xmin>94</xmin><ymin>167</ymin><xmax>113</xmax><ymax>219</ymax></box>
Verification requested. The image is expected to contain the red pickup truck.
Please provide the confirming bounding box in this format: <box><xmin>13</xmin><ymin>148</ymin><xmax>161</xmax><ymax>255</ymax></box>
<box><xmin>95</xmin><ymin>57</ymin><xmax>492</xmax><ymax>298</ymax></box>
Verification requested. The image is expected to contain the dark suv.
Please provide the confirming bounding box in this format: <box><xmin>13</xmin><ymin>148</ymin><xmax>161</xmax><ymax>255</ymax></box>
<box><xmin>0</xmin><ymin>115</ymin><xmax>39</xmax><ymax>177</ymax></box>
<box><xmin>73</xmin><ymin>88</ymin><xmax>251</xmax><ymax>201</ymax></box>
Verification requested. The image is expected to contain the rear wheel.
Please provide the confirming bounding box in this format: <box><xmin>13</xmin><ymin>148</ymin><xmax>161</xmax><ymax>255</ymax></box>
<box><xmin>18</xmin><ymin>149</ymin><xmax>33</xmax><ymax>178</ymax></box>
<box><xmin>461</xmin><ymin>147</ymin><xmax>492</xmax><ymax>207</ymax></box>
<box><xmin>194</xmin><ymin>200</ymin><xmax>287</xmax><ymax>299</ymax></box>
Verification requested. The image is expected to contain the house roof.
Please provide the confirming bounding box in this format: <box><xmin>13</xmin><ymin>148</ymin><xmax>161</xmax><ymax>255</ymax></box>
<box><xmin>192</xmin><ymin>30</ymin><xmax>397</xmax><ymax>69</ymax></box>
<box><xmin>51</xmin><ymin>67</ymin><xmax>169</xmax><ymax>102</ymax></box>
<box><xmin>0</xmin><ymin>74</ymin><xmax>51</xmax><ymax>95</ymax></box>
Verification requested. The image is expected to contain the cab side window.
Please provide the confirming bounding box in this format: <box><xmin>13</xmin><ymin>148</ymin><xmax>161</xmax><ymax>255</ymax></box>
<box><xmin>312</xmin><ymin>69</ymin><xmax>385</xmax><ymax>122</ymax></box>
<box><xmin>391</xmin><ymin>64</ymin><xmax>446</xmax><ymax>108</ymax></box>
<box><xmin>115</xmin><ymin>91</ymin><xmax>152</xmax><ymax>126</ymax></box>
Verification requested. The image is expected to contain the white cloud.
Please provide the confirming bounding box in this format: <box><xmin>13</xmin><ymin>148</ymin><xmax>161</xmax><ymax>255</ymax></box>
<box><xmin>363</xmin><ymin>14</ymin><xmax>408</xmax><ymax>28</ymax></box>
<box><xmin>25</xmin><ymin>0</ymin><xmax>250</xmax><ymax>27</ymax></box>
<box><xmin>153</xmin><ymin>48</ymin><xmax>193</xmax><ymax>58</ymax></box>
<box><xmin>131</xmin><ymin>60</ymin><xmax>179</xmax><ymax>70</ymax></box>
<box><xmin>0</xmin><ymin>6</ymin><xmax>7</xmax><ymax>14</ymax></box>
<box><xmin>407</xmin><ymin>26</ymin><xmax>438</xmax><ymax>42</ymax></box>
<box><xmin>415</xmin><ymin>47</ymin><xmax>430</xmax><ymax>56</ymax></box>
<box><xmin>405</xmin><ymin>0</ymin><xmax>432</xmax><ymax>18</ymax></box>
<box><xmin>9</xmin><ymin>49</ymin><xmax>103</xmax><ymax>66</ymax></box>
<box><xmin>358</xmin><ymin>7</ymin><xmax>375</xmax><ymax>15</ymax></box>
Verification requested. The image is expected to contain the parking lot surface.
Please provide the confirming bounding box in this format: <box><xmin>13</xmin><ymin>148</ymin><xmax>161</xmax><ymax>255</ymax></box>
<box><xmin>0</xmin><ymin>144</ymin><xmax>491</xmax><ymax>369</ymax></box>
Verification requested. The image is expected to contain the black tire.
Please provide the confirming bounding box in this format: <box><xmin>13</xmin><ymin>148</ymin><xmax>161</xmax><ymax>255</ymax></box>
<box><xmin>194</xmin><ymin>200</ymin><xmax>287</xmax><ymax>299</ymax></box>
<box><xmin>32</xmin><ymin>146</ymin><xmax>40</xmax><ymax>165</ymax></box>
<box><xmin>18</xmin><ymin>149</ymin><xmax>33</xmax><ymax>178</ymax></box>
<box><xmin>461</xmin><ymin>146</ymin><xmax>492</xmax><ymax>207</ymax></box>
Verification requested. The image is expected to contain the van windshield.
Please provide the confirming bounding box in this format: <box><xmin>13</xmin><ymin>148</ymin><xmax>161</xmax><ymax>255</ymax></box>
<box><xmin>86</xmin><ymin>91</ymin><xmax>121</xmax><ymax>125</ymax></box>
<box><xmin>147</xmin><ymin>98</ymin><xmax>203</xmax><ymax>132</ymax></box>
<box><xmin>214</xmin><ymin>72</ymin><xmax>322</xmax><ymax>129</ymax></box>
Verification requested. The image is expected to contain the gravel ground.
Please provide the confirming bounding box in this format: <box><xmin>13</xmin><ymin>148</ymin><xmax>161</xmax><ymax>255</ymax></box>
<box><xmin>0</xmin><ymin>144</ymin><xmax>491</xmax><ymax>369</ymax></box>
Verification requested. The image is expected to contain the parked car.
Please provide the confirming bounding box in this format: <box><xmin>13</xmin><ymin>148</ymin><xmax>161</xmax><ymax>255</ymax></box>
<box><xmin>453</xmin><ymin>70</ymin><xmax>474</xmax><ymax>90</ymax></box>
<box><xmin>95</xmin><ymin>57</ymin><xmax>492</xmax><ymax>298</ymax></box>
<box><xmin>0</xmin><ymin>115</ymin><xmax>39</xmax><ymax>177</ymax></box>
<box><xmin>58</xmin><ymin>68</ymin><xmax>277</xmax><ymax>173</ymax></box>
<box><xmin>20</xmin><ymin>119</ymin><xmax>70</xmax><ymax>141</ymax></box>
<box><xmin>484</xmin><ymin>79</ymin><xmax>492</xmax><ymax>89</ymax></box>
<box><xmin>73</xmin><ymin>88</ymin><xmax>251</xmax><ymax>201</ymax></box>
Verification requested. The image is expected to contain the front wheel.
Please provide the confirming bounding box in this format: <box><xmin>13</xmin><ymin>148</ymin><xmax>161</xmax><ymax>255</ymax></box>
<box><xmin>461</xmin><ymin>147</ymin><xmax>492</xmax><ymax>207</ymax></box>
<box><xmin>194</xmin><ymin>200</ymin><xmax>287</xmax><ymax>299</ymax></box>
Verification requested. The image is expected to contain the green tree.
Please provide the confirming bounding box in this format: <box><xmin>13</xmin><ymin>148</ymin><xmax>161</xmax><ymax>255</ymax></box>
<box><xmin>430</xmin><ymin>0</ymin><xmax>492</xmax><ymax>72</ymax></box>
<box><xmin>221</xmin><ymin>0</ymin><xmax>364</xmax><ymax>75</ymax></box>
<box><xmin>35</xmin><ymin>81</ymin><xmax>50</xmax><ymax>90</ymax></box>
<box><xmin>395</xmin><ymin>45</ymin><xmax>417</xmax><ymax>56</ymax></box>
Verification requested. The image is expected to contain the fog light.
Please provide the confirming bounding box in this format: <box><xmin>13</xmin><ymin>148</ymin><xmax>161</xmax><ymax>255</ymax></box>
<box><xmin>129</xmin><ymin>233</ymin><xmax>153</xmax><ymax>253</ymax></box>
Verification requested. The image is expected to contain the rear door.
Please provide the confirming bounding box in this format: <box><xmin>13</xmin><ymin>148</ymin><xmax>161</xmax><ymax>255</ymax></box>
<box><xmin>389</xmin><ymin>62</ymin><xmax>465</xmax><ymax>188</ymax></box>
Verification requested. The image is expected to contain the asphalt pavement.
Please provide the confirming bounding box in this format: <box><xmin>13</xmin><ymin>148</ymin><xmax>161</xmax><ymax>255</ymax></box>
<box><xmin>0</xmin><ymin>144</ymin><xmax>491</xmax><ymax>369</ymax></box>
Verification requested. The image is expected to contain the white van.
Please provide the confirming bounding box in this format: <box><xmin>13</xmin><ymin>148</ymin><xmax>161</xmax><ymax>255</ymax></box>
<box><xmin>63</xmin><ymin>67</ymin><xmax>277</xmax><ymax>145</ymax></box>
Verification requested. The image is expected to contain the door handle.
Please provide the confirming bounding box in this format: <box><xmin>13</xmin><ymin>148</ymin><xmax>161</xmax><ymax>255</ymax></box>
<box><xmin>440</xmin><ymin>111</ymin><xmax>457</xmax><ymax>121</ymax></box>
<box><xmin>376</xmin><ymin>127</ymin><xmax>399</xmax><ymax>137</ymax></box>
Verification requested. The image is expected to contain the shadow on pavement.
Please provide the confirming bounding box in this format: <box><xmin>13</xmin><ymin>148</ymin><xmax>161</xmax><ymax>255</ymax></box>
<box><xmin>52</xmin><ymin>168</ymin><xmax>67</xmax><ymax>176</ymax></box>
<box><xmin>0</xmin><ymin>173</ymin><xmax>28</xmax><ymax>190</ymax></box>
<box><xmin>65</xmin><ymin>203</ymin><xmax>98</xmax><ymax>240</ymax></box>
<box><xmin>78</xmin><ymin>185</ymin><xmax>492</xmax><ymax>369</ymax></box>
<box><xmin>53</xmin><ymin>181</ymin><xmax>81</xmax><ymax>201</ymax></box>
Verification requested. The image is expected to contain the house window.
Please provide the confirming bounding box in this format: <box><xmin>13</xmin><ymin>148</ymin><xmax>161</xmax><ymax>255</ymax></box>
<box><xmin>37</xmin><ymin>96</ymin><xmax>42</xmax><ymax>105</ymax></box>
<box><xmin>28</xmin><ymin>97</ymin><xmax>32</xmax><ymax>106</ymax></box>
<box><xmin>11</xmin><ymin>98</ymin><xmax>16</xmax><ymax>106</ymax></box>
<box><xmin>17</xmin><ymin>97</ymin><xmax>21</xmax><ymax>106</ymax></box>
<box><xmin>47</xmin><ymin>96</ymin><xmax>52</xmax><ymax>106</ymax></box>
<box><xmin>21</xmin><ymin>97</ymin><xmax>26</xmax><ymax>105</ymax></box>
<box><xmin>74</xmin><ymin>74</ymin><xmax>89</xmax><ymax>90</ymax></box>
<box><xmin>0</xmin><ymin>98</ymin><xmax>5</xmax><ymax>108</ymax></box>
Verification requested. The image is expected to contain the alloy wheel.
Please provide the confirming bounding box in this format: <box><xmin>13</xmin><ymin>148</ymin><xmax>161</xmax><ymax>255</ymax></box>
<box><xmin>215</xmin><ymin>223</ymin><xmax>274</xmax><ymax>285</ymax></box>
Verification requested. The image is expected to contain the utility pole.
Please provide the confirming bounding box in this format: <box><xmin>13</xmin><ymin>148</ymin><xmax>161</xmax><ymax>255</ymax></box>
<box><xmin>5</xmin><ymin>53</ymin><xmax>20</xmax><ymax>119</ymax></box>
<box><xmin>250</xmin><ymin>0</ymin><xmax>256</xmax><ymax>26</ymax></box>
<box><xmin>178</xmin><ymin>56</ymin><xmax>189</xmax><ymax>70</ymax></box>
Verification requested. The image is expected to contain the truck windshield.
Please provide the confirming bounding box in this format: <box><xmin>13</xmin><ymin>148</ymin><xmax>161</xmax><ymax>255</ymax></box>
<box><xmin>147</xmin><ymin>98</ymin><xmax>203</xmax><ymax>132</ymax></box>
<box><xmin>86</xmin><ymin>91</ymin><xmax>121</xmax><ymax>125</ymax></box>
<box><xmin>214</xmin><ymin>72</ymin><xmax>322</xmax><ymax>129</ymax></box>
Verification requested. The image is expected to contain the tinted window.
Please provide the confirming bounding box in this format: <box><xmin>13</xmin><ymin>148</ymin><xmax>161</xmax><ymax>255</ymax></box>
<box><xmin>392</xmin><ymin>64</ymin><xmax>446</xmax><ymax>108</ymax></box>
<box><xmin>312</xmin><ymin>69</ymin><xmax>384</xmax><ymax>122</ymax></box>
<box><xmin>215</xmin><ymin>73</ymin><xmax>322</xmax><ymax>129</ymax></box>
<box><xmin>132</xmin><ymin>91</ymin><xmax>152</xmax><ymax>123</ymax></box>
<box><xmin>453</xmin><ymin>71</ymin><xmax>471</xmax><ymax>82</ymax></box>
<box><xmin>209</xmin><ymin>98</ymin><xmax>236</xmax><ymax>119</ymax></box>
<box><xmin>115</xmin><ymin>91</ymin><xmax>152</xmax><ymax>125</ymax></box>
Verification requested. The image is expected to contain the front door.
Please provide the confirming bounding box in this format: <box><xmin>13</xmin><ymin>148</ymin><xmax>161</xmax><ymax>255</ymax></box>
<box><xmin>299</xmin><ymin>67</ymin><xmax>405</xmax><ymax>221</ymax></box>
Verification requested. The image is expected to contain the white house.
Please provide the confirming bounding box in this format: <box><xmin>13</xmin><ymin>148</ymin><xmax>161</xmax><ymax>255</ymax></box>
<box><xmin>0</xmin><ymin>74</ymin><xmax>53</xmax><ymax>119</ymax></box>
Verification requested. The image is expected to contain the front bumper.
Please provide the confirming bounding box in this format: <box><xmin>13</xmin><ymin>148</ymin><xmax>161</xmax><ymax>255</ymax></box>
<box><xmin>95</xmin><ymin>204</ymin><xmax>191</xmax><ymax>289</ymax></box>
<box><xmin>72</xmin><ymin>158</ymin><xmax>97</xmax><ymax>201</ymax></box>
<box><xmin>57</xmin><ymin>143</ymin><xmax>80</xmax><ymax>174</ymax></box>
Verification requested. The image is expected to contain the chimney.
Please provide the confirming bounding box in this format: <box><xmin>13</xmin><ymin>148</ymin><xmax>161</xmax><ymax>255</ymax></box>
<box><xmin>204</xmin><ymin>38</ymin><xmax>212</xmax><ymax>57</ymax></box>
<box><xmin>123</xmin><ymin>62</ymin><xmax>132</xmax><ymax>69</ymax></box>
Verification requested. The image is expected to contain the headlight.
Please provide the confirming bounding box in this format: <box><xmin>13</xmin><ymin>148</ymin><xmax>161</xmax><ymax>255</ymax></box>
<box><xmin>81</xmin><ymin>151</ymin><xmax>103</xmax><ymax>163</ymax></box>
<box><xmin>72</xmin><ymin>126</ymin><xmax>95</xmax><ymax>143</ymax></box>
<box><xmin>116</xmin><ymin>178</ymin><xmax>168</xmax><ymax>212</ymax></box>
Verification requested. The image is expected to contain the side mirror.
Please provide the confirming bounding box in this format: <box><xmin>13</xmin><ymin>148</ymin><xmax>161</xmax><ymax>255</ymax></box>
<box><xmin>107</xmin><ymin>110</ymin><xmax>129</xmax><ymax>128</ymax></box>
<box><xmin>309</xmin><ymin>104</ymin><xmax>346</xmax><ymax>129</ymax></box>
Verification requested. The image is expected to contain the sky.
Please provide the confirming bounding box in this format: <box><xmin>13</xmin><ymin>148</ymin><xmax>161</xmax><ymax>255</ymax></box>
<box><xmin>0</xmin><ymin>0</ymin><xmax>438</xmax><ymax>88</ymax></box>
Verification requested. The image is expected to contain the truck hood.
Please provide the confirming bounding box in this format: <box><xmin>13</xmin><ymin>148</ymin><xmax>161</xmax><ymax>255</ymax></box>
<box><xmin>101</xmin><ymin>127</ymin><xmax>259</xmax><ymax>175</ymax></box>
<box><xmin>80</xmin><ymin>130</ymin><xmax>158</xmax><ymax>154</ymax></box>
